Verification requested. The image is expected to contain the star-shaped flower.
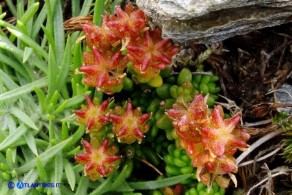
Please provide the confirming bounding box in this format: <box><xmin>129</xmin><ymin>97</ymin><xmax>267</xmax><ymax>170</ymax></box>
<box><xmin>79</xmin><ymin>47</ymin><xmax>126</xmax><ymax>94</ymax></box>
<box><xmin>127</xmin><ymin>29</ymin><xmax>178</xmax><ymax>74</ymax></box>
<box><xmin>167</xmin><ymin>94</ymin><xmax>209</xmax><ymax>132</ymax></box>
<box><xmin>201</xmin><ymin>105</ymin><xmax>249</xmax><ymax>157</ymax></box>
<box><xmin>107</xmin><ymin>5</ymin><xmax>148</xmax><ymax>38</ymax></box>
<box><xmin>75</xmin><ymin>139</ymin><xmax>121</xmax><ymax>180</ymax></box>
<box><xmin>75</xmin><ymin>95</ymin><xmax>110</xmax><ymax>133</ymax></box>
<box><xmin>109</xmin><ymin>100</ymin><xmax>151</xmax><ymax>144</ymax></box>
<box><xmin>82</xmin><ymin>17</ymin><xmax>120</xmax><ymax>51</ymax></box>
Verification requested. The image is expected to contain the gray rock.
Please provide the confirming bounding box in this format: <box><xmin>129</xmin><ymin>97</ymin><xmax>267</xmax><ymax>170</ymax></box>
<box><xmin>136</xmin><ymin>0</ymin><xmax>292</xmax><ymax>44</ymax></box>
<box><xmin>275</xmin><ymin>84</ymin><xmax>292</xmax><ymax>114</ymax></box>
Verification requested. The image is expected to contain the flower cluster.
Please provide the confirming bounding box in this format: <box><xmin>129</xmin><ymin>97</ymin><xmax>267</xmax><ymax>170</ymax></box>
<box><xmin>166</xmin><ymin>94</ymin><xmax>250</xmax><ymax>188</ymax></box>
<box><xmin>75</xmin><ymin>96</ymin><xmax>151</xmax><ymax>179</ymax></box>
<box><xmin>79</xmin><ymin>5</ymin><xmax>178</xmax><ymax>94</ymax></box>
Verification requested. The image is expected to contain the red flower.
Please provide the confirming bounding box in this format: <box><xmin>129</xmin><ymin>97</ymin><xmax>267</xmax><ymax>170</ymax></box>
<box><xmin>109</xmin><ymin>100</ymin><xmax>151</xmax><ymax>144</ymax></box>
<box><xmin>166</xmin><ymin>94</ymin><xmax>209</xmax><ymax>132</ymax></box>
<box><xmin>75</xmin><ymin>139</ymin><xmax>121</xmax><ymax>180</ymax></box>
<box><xmin>200</xmin><ymin>105</ymin><xmax>249</xmax><ymax>157</ymax></box>
<box><xmin>82</xmin><ymin>17</ymin><xmax>120</xmax><ymax>51</ymax></box>
<box><xmin>107</xmin><ymin>5</ymin><xmax>148</xmax><ymax>38</ymax></box>
<box><xmin>166</xmin><ymin>94</ymin><xmax>250</xmax><ymax>188</ymax></box>
<box><xmin>127</xmin><ymin>29</ymin><xmax>178</xmax><ymax>74</ymax></box>
<box><xmin>75</xmin><ymin>95</ymin><xmax>110</xmax><ymax>133</ymax></box>
<box><xmin>79</xmin><ymin>48</ymin><xmax>126</xmax><ymax>94</ymax></box>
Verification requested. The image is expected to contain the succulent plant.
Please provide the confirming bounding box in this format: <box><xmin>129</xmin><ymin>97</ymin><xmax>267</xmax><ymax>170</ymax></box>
<box><xmin>74</xmin><ymin>2</ymin><xmax>250</xmax><ymax>192</ymax></box>
<box><xmin>166</xmin><ymin>94</ymin><xmax>250</xmax><ymax>188</ymax></box>
<box><xmin>80</xmin><ymin>4</ymin><xmax>178</xmax><ymax>94</ymax></box>
<box><xmin>109</xmin><ymin>100</ymin><xmax>152</xmax><ymax>144</ymax></box>
<box><xmin>75</xmin><ymin>139</ymin><xmax>121</xmax><ymax>180</ymax></box>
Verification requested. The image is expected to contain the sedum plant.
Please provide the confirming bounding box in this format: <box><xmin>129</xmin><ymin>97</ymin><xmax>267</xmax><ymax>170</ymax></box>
<box><xmin>74</xmin><ymin>2</ymin><xmax>250</xmax><ymax>194</ymax></box>
<box><xmin>79</xmin><ymin>4</ymin><xmax>179</xmax><ymax>94</ymax></box>
<box><xmin>166</xmin><ymin>94</ymin><xmax>250</xmax><ymax>188</ymax></box>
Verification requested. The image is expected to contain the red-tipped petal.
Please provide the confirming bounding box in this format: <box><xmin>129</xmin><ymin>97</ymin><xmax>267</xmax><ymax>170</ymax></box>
<box><xmin>82</xmin><ymin>140</ymin><xmax>92</xmax><ymax>153</ymax></box>
<box><xmin>156</xmin><ymin>39</ymin><xmax>170</xmax><ymax>49</ymax></box>
<box><xmin>85</xmin><ymin>162</ymin><xmax>95</xmax><ymax>171</ymax></box>
<box><xmin>117</xmin><ymin>126</ymin><xmax>127</xmax><ymax>137</ymax></box>
<box><xmin>99</xmin><ymin>115</ymin><xmax>110</xmax><ymax>123</ymax></box>
<box><xmin>109</xmin><ymin>114</ymin><xmax>123</xmax><ymax>123</ymax></box>
<box><xmin>101</xmin><ymin>139</ymin><xmax>109</xmax><ymax>153</ymax></box>
<box><xmin>75</xmin><ymin>110</ymin><xmax>86</xmax><ymax>118</ymax></box>
<box><xmin>225</xmin><ymin>114</ymin><xmax>240</xmax><ymax>127</ymax></box>
<box><xmin>97</xmin><ymin>164</ymin><xmax>107</xmax><ymax>177</ymax></box>
<box><xmin>110</xmin><ymin>52</ymin><xmax>122</xmax><ymax>68</ymax></box>
<box><xmin>79</xmin><ymin>65</ymin><xmax>97</xmax><ymax>74</ymax></box>
<box><xmin>133</xmin><ymin>128</ymin><xmax>144</xmax><ymax>140</ymax></box>
<box><xmin>166</xmin><ymin>109</ymin><xmax>185</xmax><ymax>119</ymax></box>
<box><xmin>138</xmin><ymin>113</ymin><xmax>151</xmax><ymax>124</ymax></box>
<box><xmin>86</xmin><ymin>118</ymin><xmax>95</xmax><ymax>131</ymax></box>
<box><xmin>75</xmin><ymin>154</ymin><xmax>90</xmax><ymax>163</ymax></box>
<box><xmin>100</xmin><ymin>99</ymin><xmax>110</xmax><ymax>111</ymax></box>
<box><xmin>92</xmin><ymin>47</ymin><xmax>104</xmax><ymax>63</ymax></box>
<box><xmin>115</xmin><ymin>7</ymin><xmax>127</xmax><ymax>18</ymax></box>
<box><xmin>97</xmin><ymin>72</ymin><xmax>109</xmax><ymax>88</ymax></box>
<box><xmin>228</xmin><ymin>136</ymin><xmax>248</xmax><ymax>149</ymax></box>
<box><xmin>154</xmin><ymin>52</ymin><xmax>171</xmax><ymax>64</ymax></box>
<box><xmin>105</xmin><ymin>155</ymin><xmax>121</xmax><ymax>163</ymax></box>
<box><xmin>126</xmin><ymin>100</ymin><xmax>134</xmax><ymax>114</ymax></box>
<box><xmin>141</xmin><ymin>56</ymin><xmax>151</xmax><ymax>72</ymax></box>
<box><xmin>193</xmin><ymin>152</ymin><xmax>211</xmax><ymax>167</ymax></box>
<box><xmin>211</xmin><ymin>106</ymin><xmax>225</xmax><ymax>128</ymax></box>
<box><xmin>85</xmin><ymin>95</ymin><xmax>94</xmax><ymax>108</ymax></box>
